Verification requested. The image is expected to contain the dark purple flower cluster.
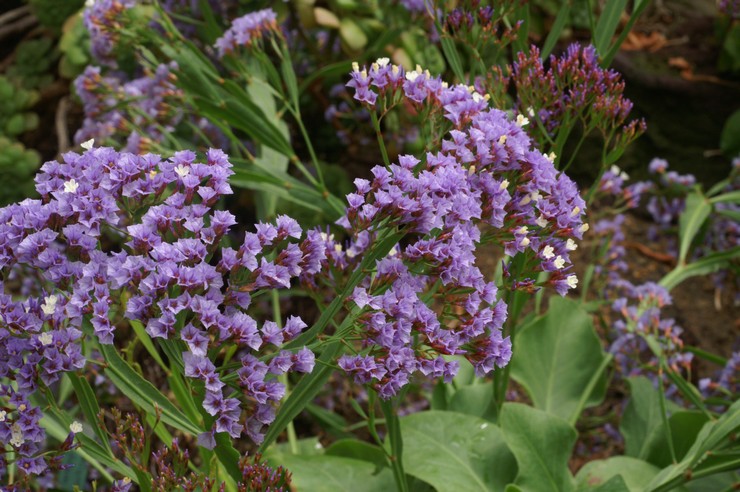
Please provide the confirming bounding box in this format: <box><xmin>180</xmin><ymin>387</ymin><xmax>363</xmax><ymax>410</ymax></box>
<box><xmin>314</xmin><ymin>67</ymin><xmax>588</xmax><ymax>396</ymax></box>
<box><xmin>84</xmin><ymin>0</ymin><xmax>135</xmax><ymax>67</ymax></box>
<box><xmin>510</xmin><ymin>44</ymin><xmax>645</xmax><ymax>148</ymax></box>
<box><xmin>215</xmin><ymin>8</ymin><xmax>279</xmax><ymax>58</ymax></box>
<box><xmin>609</xmin><ymin>282</ymin><xmax>693</xmax><ymax>390</ymax></box>
<box><xmin>74</xmin><ymin>63</ymin><xmax>185</xmax><ymax>153</ymax></box>
<box><xmin>719</xmin><ymin>0</ymin><xmax>740</xmax><ymax>18</ymax></box>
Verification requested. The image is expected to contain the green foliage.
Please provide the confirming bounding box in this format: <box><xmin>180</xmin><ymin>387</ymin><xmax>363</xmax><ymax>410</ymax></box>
<box><xmin>510</xmin><ymin>297</ymin><xmax>610</xmax><ymax>425</ymax></box>
<box><xmin>0</xmin><ymin>137</ymin><xmax>40</xmax><ymax>206</ymax></box>
<box><xmin>401</xmin><ymin>410</ymin><xmax>517</xmax><ymax>491</ymax></box>
<box><xmin>6</xmin><ymin>38</ymin><xmax>57</xmax><ymax>89</ymax></box>
<box><xmin>27</xmin><ymin>0</ymin><xmax>85</xmax><ymax>29</ymax></box>
<box><xmin>59</xmin><ymin>13</ymin><xmax>92</xmax><ymax>79</ymax></box>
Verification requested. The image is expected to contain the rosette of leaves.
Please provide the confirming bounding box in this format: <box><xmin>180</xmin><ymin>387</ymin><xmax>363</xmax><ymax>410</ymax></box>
<box><xmin>58</xmin><ymin>13</ymin><xmax>91</xmax><ymax>79</ymax></box>
<box><xmin>27</xmin><ymin>0</ymin><xmax>85</xmax><ymax>29</ymax></box>
<box><xmin>5</xmin><ymin>38</ymin><xmax>57</xmax><ymax>89</ymax></box>
<box><xmin>0</xmin><ymin>76</ymin><xmax>39</xmax><ymax>137</ymax></box>
<box><xmin>0</xmin><ymin>137</ymin><xmax>40</xmax><ymax>206</ymax></box>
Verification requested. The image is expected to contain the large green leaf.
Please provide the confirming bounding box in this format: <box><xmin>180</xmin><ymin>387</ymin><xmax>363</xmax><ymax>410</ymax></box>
<box><xmin>401</xmin><ymin>410</ymin><xmax>517</xmax><ymax>491</ymax></box>
<box><xmin>510</xmin><ymin>297</ymin><xmax>609</xmax><ymax>425</ymax></box>
<box><xmin>500</xmin><ymin>403</ymin><xmax>576</xmax><ymax>492</ymax></box>
<box><xmin>621</xmin><ymin>377</ymin><xmax>665</xmax><ymax>461</ymax></box>
<box><xmin>575</xmin><ymin>456</ymin><xmax>660</xmax><ymax>492</ymax></box>
<box><xmin>273</xmin><ymin>454</ymin><xmax>394</xmax><ymax>492</ymax></box>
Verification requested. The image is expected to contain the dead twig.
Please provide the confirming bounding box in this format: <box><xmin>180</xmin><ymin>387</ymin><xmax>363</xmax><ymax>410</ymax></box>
<box><xmin>624</xmin><ymin>241</ymin><xmax>676</xmax><ymax>266</ymax></box>
<box><xmin>56</xmin><ymin>96</ymin><xmax>71</xmax><ymax>155</ymax></box>
<box><xmin>0</xmin><ymin>14</ymin><xmax>37</xmax><ymax>42</ymax></box>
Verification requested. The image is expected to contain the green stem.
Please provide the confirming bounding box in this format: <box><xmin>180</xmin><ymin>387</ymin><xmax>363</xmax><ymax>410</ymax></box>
<box><xmin>291</xmin><ymin>107</ymin><xmax>326</xmax><ymax>188</ymax></box>
<box><xmin>380</xmin><ymin>397</ymin><xmax>409</xmax><ymax>492</ymax></box>
<box><xmin>371</xmin><ymin>111</ymin><xmax>391</xmax><ymax>168</ymax></box>
<box><xmin>271</xmin><ymin>289</ymin><xmax>298</xmax><ymax>455</ymax></box>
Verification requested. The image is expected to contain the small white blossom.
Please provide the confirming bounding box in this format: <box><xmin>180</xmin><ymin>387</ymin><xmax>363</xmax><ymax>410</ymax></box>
<box><xmin>516</xmin><ymin>114</ymin><xmax>530</xmax><ymax>127</ymax></box>
<box><xmin>566</xmin><ymin>275</ymin><xmax>578</xmax><ymax>289</ymax></box>
<box><xmin>579</xmin><ymin>223</ymin><xmax>590</xmax><ymax>233</ymax></box>
<box><xmin>520</xmin><ymin>237</ymin><xmax>531</xmax><ymax>247</ymax></box>
<box><xmin>499</xmin><ymin>179</ymin><xmax>509</xmax><ymax>190</ymax></box>
<box><xmin>70</xmin><ymin>421</ymin><xmax>84</xmax><ymax>434</ymax></box>
<box><xmin>566</xmin><ymin>238</ymin><xmax>578</xmax><ymax>251</ymax></box>
<box><xmin>517</xmin><ymin>226</ymin><xmax>529</xmax><ymax>235</ymax></box>
<box><xmin>174</xmin><ymin>164</ymin><xmax>190</xmax><ymax>178</ymax></box>
<box><xmin>519</xmin><ymin>195</ymin><xmax>532</xmax><ymax>206</ymax></box>
<box><xmin>334</xmin><ymin>244</ymin><xmax>342</xmax><ymax>253</ymax></box>
<box><xmin>319</xmin><ymin>232</ymin><xmax>334</xmax><ymax>242</ymax></box>
<box><xmin>545</xmin><ymin>152</ymin><xmax>556</xmax><ymax>163</ymax></box>
<box><xmin>472</xmin><ymin>92</ymin><xmax>485</xmax><ymax>103</ymax></box>
<box><xmin>81</xmin><ymin>139</ymin><xmax>95</xmax><ymax>150</ymax></box>
<box><xmin>405</xmin><ymin>70</ymin><xmax>420</xmax><ymax>82</ymax></box>
<box><xmin>63</xmin><ymin>179</ymin><xmax>79</xmax><ymax>194</ymax></box>
<box><xmin>10</xmin><ymin>424</ymin><xmax>23</xmax><ymax>447</ymax></box>
<box><xmin>0</xmin><ymin>410</ymin><xmax>6</xmax><ymax>422</ymax></box>
<box><xmin>536</xmin><ymin>215</ymin><xmax>548</xmax><ymax>228</ymax></box>
<box><xmin>554</xmin><ymin>255</ymin><xmax>566</xmax><ymax>269</ymax></box>
<box><xmin>388</xmin><ymin>246</ymin><xmax>398</xmax><ymax>256</ymax></box>
<box><xmin>352</xmin><ymin>62</ymin><xmax>360</xmax><ymax>72</ymax></box>
<box><xmin>376</xmin><ymin>57</ymin><xmax>390</xmax><ymax>67</ymax></box>
<box><xmin>498</xmin><ymin>135</ymin><xmax>508</xmax><ymax>145</ymax></box>
<box><xmin>542</xmin><ymin>245</ymin><xmax>555</xmax><ymax>259</ymax></box>
<box><xmin>570</xmin><ymin>206</ymin><xmax>581</xmax><ymax>217</ymax></box>
<box><xmin>39</xmin><ymin>332</ymin><xmax>53</xmax><ymax>346</ymax></box>
<box><xmin>41</xmin><ymin>295</ymin><xmax>58</xmax><ymax>315</ymax></box>
<box><xmin>527</xmin><ymin>107</ymin><xmax>535</xmax><ymax>118</ymax></box>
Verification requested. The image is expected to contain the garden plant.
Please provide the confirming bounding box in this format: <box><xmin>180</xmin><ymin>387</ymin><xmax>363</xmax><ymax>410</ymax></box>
<box><xmin>0</xmin><ymin>0</ymin><xmax>738</xmax><ymax>491</ymax></box>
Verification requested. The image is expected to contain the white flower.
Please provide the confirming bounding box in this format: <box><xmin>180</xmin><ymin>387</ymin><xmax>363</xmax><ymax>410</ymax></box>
<box><xmin>520</xmin><ymin>237</ymin><xmax>531</xmax><ymax>247</ymax></box>
<box><xmin>70</xmin><ymin>421</ymin><xmax>84</xmax><ymax>434</ymax></box>
<box><xmin>566</xmin><ymin>275</ymin><xmax>578</xmax><ymax>289</ymax></box>
<box><xmin>81</xmin><ymin>139</ymin><xmax>95</xmax><ymax>150</ymax></box>
<box><xmin>63</xmin><ymin>179</ymin><xmax>79</xmax><ymax>193</ymax></box>
<box><xmin>174</xmin><ymin>164</ymin><xmax>190</xmax><ymax>178</ymax></box>
<box><xmin>527</xmin><ymin>107</ymin><xmax>535</xmax><ymax>118</ymax></box>
<box><xmin>519</xmin><ymin>195</ymin><xmax>532</xmax><ymax>206</ymax></box>
<box><xmin>41</xmin><ymin>295</ymin><xmax>58</xmax><ymax>315</ymax></box>
<box><xmin>319</xmin><ymin>232</ymin><xmax>334</xmax><ymax>242</ymax></box>
<box><xmin>0</xmin><ymin>410</ymin><xmax>6</xmax><ymax>422</ymax></box>
<box><xmin>499</xmin><ymin>179</ymin><xmax>509</xmax><ymax>191</ymax></box>
<box><xmin>352</xmin><ymin>62</ymin><xmax>360</xmax><ymax>73</ymax></box>
<box><xmin>405</xmin><ymin>70</ymin><xmax>420</xmax><ymax>82</ymax></box>
<box><xmin>10</xmin><ymin>424</ymin><xmax>23</xmax><ymax>447</ymax></box>
<box><xmin>388</xmin><ymin>246</ymin><xmax>398</xmax><ymax>256</ymax></box>
<box><xmin>544</xmin><ymin>152</ymin><xmax>556</xmax><ymax>163</ymax></box>
<box><xmin>472</xmin><ymin>92</ymin><xmax>485</xmax><ymax>103</ymax></box>
<box><xmin>516</xmin><ymin>114</ymin><xmax>530</xmax><ymax>127</ymax></box>
<box><xmin>376</xmin><ymin>57</ymin><xmax>390</xmax><ymax>67</ymax></box>
<box><xmin>570</xmin><ymin>206</ymin><xmax>581</xmax><ymax>217</ymax></box>
<box><xmin>517</xmin><ymin>226</ymin><xmax>529</xmax><ymax>235</ymax></box>
<box><xmin>566</xmin><ymin>238</ymin><xmax>578</xmax><ymax>251</ymax></box>
<box><xmin>542</xmin><ymin>245</ymin><xmax>555</xmax><ymax>259</ymax></box>
<box><xmin>39</xmin><ymin>332</ymin><xmax>53</xmax><ymax>346</ymax></box>
<box><xmin>334</xmin><ymin>244</ymin><xmax>343</xmax><ymax>253</ymax></box>
<box><xmin>498</xmin><ymin>135</ymin><xmax>508</xmax><ymax>145</ymax></box>
<box><xmin>554</xmin><ymin>255</ymin><xmax>565</xmax><ymax>269</ymax></box>
<box><xmin>85</xmin><ymin>0</ymin><xmax>95</xmax><ymax>8</ymax></box>
<box><xmin>536</xmin><ymin>215</ymin><xmax>548</xmax><ymax>228</ymax></box>
<box><xmin>579</xmin><ymin>223</ymin><xmax>590</xmax><ymax>233</ymax></box>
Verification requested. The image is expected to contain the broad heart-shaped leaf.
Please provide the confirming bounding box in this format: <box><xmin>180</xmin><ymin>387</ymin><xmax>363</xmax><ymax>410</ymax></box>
<box><xmin>501</xmin><ymin>403</ymin><xmax>576</xmax><ymax>492</ymax></box>
<box><xmin>510</xmin><ymin>296</ymin><xmax>609</xmax><ymax>425</ymax></box>
<box><xmin>401</xmin><ymin>410</ymin><xmax>517</xmax><ymax>491</ymax></box>
<box><xmin>271</xmin><ymin>454</ymin><xmax>394</xmax><ymax>492</ymax></box>
<box><xmin>575</xmin><ymin>456</ymin><xmax>660</xmax><ymax>492</ymax></box>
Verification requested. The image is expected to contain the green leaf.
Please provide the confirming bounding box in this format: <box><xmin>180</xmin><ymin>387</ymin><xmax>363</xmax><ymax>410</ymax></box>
<box><xmin>709</xmin><ymin>189</ymin><xmax>740</xmax><ymax>205</ymax></box>
<box><xmin>510</xmin><ymin>297</ymin><xmax>609</xmax><ymax>425</ymax></box>
<box><xmin>620</xmin><ymin>377</ymin><xmax>666</xmax><ymax>461</ymax></box>
<box><xmin>440</xmin><ymin>36</ymin><xmax>466</xmax><ymax>83</ymax></box>
<box><xmin>339</xmin><ymin>18</ymin><xmax>368</xmax><ymax>51</ymax></box>
<box><xmin>660</xmin><ymin>246</ymin><xmax>740</xmax><ymax>290</ymax></box>
<box><xmin>678</xmin><ymin>191</ymin><xmax>711</xmax><ymax>265</ymax></box>
<box><xmin>501</xmin><ymin>403</ymin><xmax>576</xmax><ymax>492</ymax></box>
<box><xmin>593</xmin><ymin>0</ymin><xmax>627</xmax><ymax>59</ymax></box>
<box><xmin>401</xmin><ymin>410</ymin><xmax>517</xmax><ymax>491</ymax></box>
<box><xmin>326</xmin><ymin>440</ymin><xmax>388</xmax><ymax>469</ymax></box>
<box><xmin>575</xmin><ymin>456</ymin><xmax>660</xmax><ymax>492</ymax></box>
<box><xmin>720</xmin><ymin>109</ymin><xmax>740</xmax><ymax>158</ymax></box>
<box><xmin>270</xmin><ymin>454</ymin><xmax>394</xmax><ymax>492</ymax></box>
<box><xmin>381</xmin><ymin>398</ymin><xmax>409</xmax><ymax>492</ymax></box>
<box><xmin>542</xmin><ymin>2</ymin><xmax>572</xmax><ymax>59</ymax></box>
<box><xmin>449</xmin><ymin>383</ymin><xmax>496</xmax><ymax>421</ymax></box>
<box><xmin>67</xmin><ymin>373</ymin><xmax>113</xmax><ymax>455</ymax></box>
<box><xmin>99</xmin><ymin>344</ymin><xmax>201</xmax><ymax>435</ymax></box>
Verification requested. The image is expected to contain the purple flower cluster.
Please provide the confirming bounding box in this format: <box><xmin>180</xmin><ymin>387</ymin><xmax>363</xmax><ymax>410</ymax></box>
<box><xmin>74</xmin><ymin>63</ymin><xmax>185</xmax><ymax>153</ymax></box>
<box><xmin>719</xmin><ymin>0</ymin><xmax>740</xmax><ymax>18</ymax></box>
<box><xmin>314</xmin><ymin>67</ymin><xmax>588</xmax><ymax>396</ymax></box>
<box><xmin>0</xmin><ymin>144</ymin><xmax>323</xmax><ymax>471</ymax></box>
<box><xmin>214</xmin><ymin>8</ymin><xmax>279</xmax><ymax>58</ymax></box>
<box><xmin>84</xmin><ymin>0</ymin><xmax>135</xmax><ymax>66</ymax></box>
<box><xmin>346</xmin><ymin>58</ymin><xmax>489</xmax><ymax>128</ymax></box>
<box><xmin>700</xmin><ymin>351</ymin><xmax>739</xmax><ymax>400</ymax></box>
<box><xmin>609</xmin><ymin>282</ymin><xmax>693</xmax><ymax>389</ymax></box>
